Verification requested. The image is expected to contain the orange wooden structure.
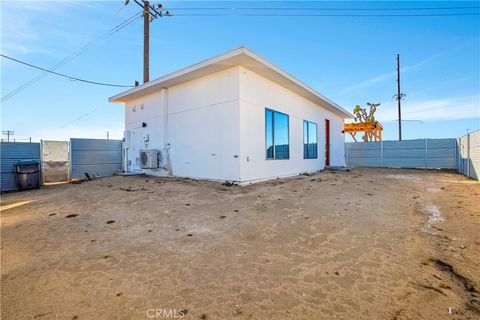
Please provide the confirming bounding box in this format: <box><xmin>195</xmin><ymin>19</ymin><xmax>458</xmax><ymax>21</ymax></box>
<box><xmin>343</xmin><ymin>121</ymin><xmax>383</xmax><ymax>142</ymax></box>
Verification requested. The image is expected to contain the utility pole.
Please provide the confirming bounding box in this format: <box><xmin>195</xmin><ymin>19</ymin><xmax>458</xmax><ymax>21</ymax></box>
<box><xmin>143</xmin><ymin>1</ymin><xmax>150</xmax><ymax>83</ymax></box>
<box><xmin>396</xmin><ymin>54</ymin><xmax>402</xmax><ymax>141</ymax></box>
<box><xmin>2</xmin><ymin>130</ymin><xmax>14</xmax><ymax>142</ymax></box>
<box><xmin>125</xmin><ymin>1</ymin><xmax>169</xmax><ymax>84</ymax></box>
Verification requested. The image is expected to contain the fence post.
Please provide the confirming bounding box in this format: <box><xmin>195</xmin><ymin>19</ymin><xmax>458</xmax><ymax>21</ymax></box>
<box><xmin>68</xmin><ymin>139</ymin><xmax>72</xmax><ymax>182</ymax></box>
<box><xmin>380</xmin><ymin>140</ymin><xmax>384</xmax><ymax>167</ymax></box>
<box><xmin>458</xmin><ymin>137</ymin><xmax>465</xmax><ymax>175</ymax></box>
<box><xmin>455</xmin><ymin>138</ymin><xmax>458</xmax><ymax>171</ymax></box>
<box><xmin>425</xmin><ymin>138</ymin><xmax>428</xmax><ymax>169</ymax></box>
<box><xmin>345</xmin><ymin>143</ymin><xmax>349</xmax><ymax>167</ymax></box>
<box><xmin>467</xmin><ymin>133</ymin><xmax>471</xmax><ymax>178</ymax></box>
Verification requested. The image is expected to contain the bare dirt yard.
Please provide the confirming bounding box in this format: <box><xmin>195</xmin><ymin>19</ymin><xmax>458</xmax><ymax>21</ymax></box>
<box><xmin>1</xmin><ymin>168</ymin><xmax>479</xmax><ymax>320</ymax></box>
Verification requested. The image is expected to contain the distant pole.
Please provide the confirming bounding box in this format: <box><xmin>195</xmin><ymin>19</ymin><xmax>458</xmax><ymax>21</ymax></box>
<box><xmin>107</xmin><ymin>131</ymin><xmax>110</xmax><ymax>140</ymax></box>
<box><xmin>143</xmin><ymin>0</ymin><xmax>150</xmax><ymax>83</ymax></box>
<box><xmin>29</xmin><ymin>137</ymin><xmax>31</xmax><ymax>143</ymax></box>
<box><xmin>396</xmin><ymin>54</ymin><xmax>402</xmax><ymax>141</ymax></box>
<box><xmin>2</xmin><ymin>130</ymin><xmax>14</xmax><ymax>142</ymax></box>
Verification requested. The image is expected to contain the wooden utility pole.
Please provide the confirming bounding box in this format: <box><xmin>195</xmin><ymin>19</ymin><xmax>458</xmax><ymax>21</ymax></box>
<box><xmin>396</xmin><ymin>54</ymin><xmax>402</xmax><ymax>141</ymax></box>
<box><xmin>143</xmin><ymin>0</ymin><xmax>150</xmax><ymax>83</ymax></box>
<box><xmin>125</xmin><ymin>1</ymin><xmax>167</xmax><ymax>83</ymax></box>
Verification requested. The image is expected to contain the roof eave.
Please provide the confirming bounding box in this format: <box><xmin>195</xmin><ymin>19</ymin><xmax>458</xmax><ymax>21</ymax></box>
<box><xmin>109</xmin><ymin>47</ymin><xmax>247</xmax><ymax>103</ymax></box>
<box><xmin>241</xmin><ymin>49</ymin><xmax>353</xmax><ymax>118</ymax></box>
<box><xmin>109</xmin><ymin>47</ymin><xmax>354</xmax><ymax>119</ymax></box>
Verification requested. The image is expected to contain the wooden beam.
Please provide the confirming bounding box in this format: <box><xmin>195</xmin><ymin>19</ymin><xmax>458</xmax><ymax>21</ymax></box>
<box><xmin>344</xmin><ymin>121</ymin><xmax>383</xmax><ymax>142</ymax></box>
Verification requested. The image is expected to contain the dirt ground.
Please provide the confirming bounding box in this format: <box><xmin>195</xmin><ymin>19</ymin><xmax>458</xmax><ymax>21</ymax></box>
<box><xmin>1</xmin><ymin>168</ymin><xmax>479</xmax><ymax>320</ymax></box>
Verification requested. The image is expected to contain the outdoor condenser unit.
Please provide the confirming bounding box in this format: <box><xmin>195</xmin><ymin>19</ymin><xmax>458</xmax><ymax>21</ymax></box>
<box><xmin>140</xmin><ymin>149</ymin><xmax>159</xmax><ymax>169</ymax></box>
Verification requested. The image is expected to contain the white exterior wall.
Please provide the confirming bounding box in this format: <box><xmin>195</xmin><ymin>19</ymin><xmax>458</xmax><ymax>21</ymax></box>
<box><xmin>238</xmin><ymin>66</ymin><xmax>345</xmax><ymax>182</ymax></box>
<box><xmin>125</xmin><ymin>90</ymin><xmax>166</xmax><ymax>176</ymax></box>
<box><xmin>167</xmin><ymin>67</ymin><xmax>241</xmax><ymax>181</ymax></box>
<box><xmin>124</xmin><ymin>67</ymin><xmax>241</xmax><ymax>180</ymax></box>
<box><xmin>123</xmin><ymin>65</ymin><xmax>345</xmax><ymax>183</ymax></box>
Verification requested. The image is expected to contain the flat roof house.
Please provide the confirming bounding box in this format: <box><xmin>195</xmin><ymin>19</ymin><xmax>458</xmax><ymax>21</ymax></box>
<box><xmin>109</xmin><ymin>47</ymin><xmax>353</xmax><ymax>183</ymax></box>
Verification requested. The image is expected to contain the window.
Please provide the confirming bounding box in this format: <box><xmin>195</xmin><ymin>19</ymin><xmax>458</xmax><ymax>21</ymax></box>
<box><xmin>265</xmin><ymin>108</ymin><xmax>289</xmax><ymax>159</ymax></box>
<box><xmin>304</xmin><ymin>120</ymin><xmax>318</xmax><ymax>159</ymax></box>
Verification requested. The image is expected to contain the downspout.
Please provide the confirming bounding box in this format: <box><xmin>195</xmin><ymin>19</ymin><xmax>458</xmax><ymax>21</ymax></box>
<box><xmin>163</xmin><ymin>88</ymin><xmax>173</xmax><ymax>176</ymax></box>
<box><xmin>345</xmin><ymin>142</ymin><xmax>349</xmax><ymax>167</ymax></box>
<box><xmin>123</xmin><ymin>104</ymin><xmax>129</xmax><ymax>173</ymax></box>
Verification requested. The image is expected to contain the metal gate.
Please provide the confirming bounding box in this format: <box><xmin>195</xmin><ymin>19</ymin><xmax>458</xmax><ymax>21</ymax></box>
<box><xmin>41</xmin><ymin>140</ymin><xmax>69</xmax><ymax>183</ymax></box>
<box><xmin>70</xmin><ymin>138</ymin><xmax>122</xmax><ymax>179</ymax></box>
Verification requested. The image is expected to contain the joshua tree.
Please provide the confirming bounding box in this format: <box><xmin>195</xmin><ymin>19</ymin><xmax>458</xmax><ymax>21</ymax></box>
<box><xmin>352</xmin><ymin>102</ymin><xmax>381</xmax><ymax>142</ymax></box>
<box><xmin>353</xmin><ymin>102</ymin><xmax>380</xmax><ymax>123</ymax></box>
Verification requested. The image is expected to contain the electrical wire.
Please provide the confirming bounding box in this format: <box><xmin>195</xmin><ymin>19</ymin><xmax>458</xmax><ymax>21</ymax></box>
<box><xmin>165</xmin><ymin>5</ymin><xmax>480</xmax><ymax>17</ymax></box>
<box><xmin>59</xmin><ymin>107</ymin><xmax>99</xmax><ymax>128</ymax></box>
<box><xmin>1</xmin><ymin>54</ymin><xmax>134</xmax><ymax>88</ymax></box>
<box><xmin>1</xmin><ymin>11</ymin><xmax>142</xmax><ymax>103</ymax></box>
<box><xmin>166</xmin><ymin>6</ymin><xmax>480</xmax><ymax>11</ymax></box>
<box><xmin>171</xmin><ymin>13</ymin><xmax>480</xmax><ymax>17</ymax></box>
<box><xmin>3</xmin><ymin>5</ymin><xmax>477</xmax><ymax>102</ymax></box>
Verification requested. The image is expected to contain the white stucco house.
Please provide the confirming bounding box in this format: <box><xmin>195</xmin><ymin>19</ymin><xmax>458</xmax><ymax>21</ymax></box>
<box><xmin>109</xmin><ymin>47</ymin><xmax>352</xmax><ymax>183</ymax></box>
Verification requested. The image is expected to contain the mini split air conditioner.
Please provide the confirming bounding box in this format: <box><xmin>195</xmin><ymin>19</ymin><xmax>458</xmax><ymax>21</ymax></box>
<box><xmin>140</xmin><ymin>149</ymin><xmax>159</xmax><ymax>169</ymax></box>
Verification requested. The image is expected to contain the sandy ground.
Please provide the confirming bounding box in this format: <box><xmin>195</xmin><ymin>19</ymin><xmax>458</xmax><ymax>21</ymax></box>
<box><xmin>1</xmin><ymin>168</ymin><xmax>479</xmax><ymax>320</ymax></box>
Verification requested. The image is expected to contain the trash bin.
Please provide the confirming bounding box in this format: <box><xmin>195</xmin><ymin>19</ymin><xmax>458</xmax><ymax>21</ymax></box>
<box><xmin>15</xmin><ymin>160</ymin><xmax>40</xmax><ymax>191</ymax></box>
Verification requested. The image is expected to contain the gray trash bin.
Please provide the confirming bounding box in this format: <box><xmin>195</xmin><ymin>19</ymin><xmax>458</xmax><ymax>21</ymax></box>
<box><xmin>15</xmin><ymin>160</ymin><xmax>40</xmax><ymax>191</ymax></box>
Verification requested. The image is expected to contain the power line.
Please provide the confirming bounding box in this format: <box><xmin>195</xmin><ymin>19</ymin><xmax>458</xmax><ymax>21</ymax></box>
<box><xmin>59</xmin><ymin>107</ymin><xmax>99</xmax><ymax>128</ymax></box>
<box><xmin>1</xmin><ymin>54</ymin><xmax>133</xmax><ymax>88</ymax></box>
<box><xmin>1</xmin><ymin>12</ymin><xmax>141</xmax><ymax>102</ymax></box>
<box><xmin>1</xmin><ymin>11</ymin><xmax>142</xmax><ymax>103</ymax></box>
<box><xmin>170</xmin><ymin>13</ymin><xmax>479</xmax><ymax>17</ymax></box>
<box><xmin>166</xmin><ymin>6</ymin><xmax>480</xmax><ymax>11</ymax></box>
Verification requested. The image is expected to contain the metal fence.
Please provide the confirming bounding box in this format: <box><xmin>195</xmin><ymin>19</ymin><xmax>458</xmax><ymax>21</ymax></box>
<box><xmin>1</xmin><ymin>139</ymin><xmax>123</xmax><ymax>192</ymax></box>
<box><xmin>41</xmin><ymin>140</ymin><xmax>70</xmax><ymax>183</ymax></box>
<box><xmin>70</xmin><ymin>138</ymin><xmax>122</xmax><ymax>180</ymax></box>
<box><xmin>345</xmin><ymin>138</ymin><xmax>457</xmax><ymax>170</ymax></box>
<box><xmin>1</xmin><ymin>142</ymin><xmax>41</xmax><ymax>192</ymax></box>
<box><xmin>458</xmin><ymin>130</ymin><xmax>479</xmax><ymax>180</ymax></box>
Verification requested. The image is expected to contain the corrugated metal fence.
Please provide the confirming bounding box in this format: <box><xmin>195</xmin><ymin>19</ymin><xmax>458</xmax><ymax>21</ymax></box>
<box><xmin>345</xmin><ymin>138</ymin><xmax>457</xmax><ymax>170</ymax></box>
<box><xmin>70</xmin><ymin>138</ymin><xmax>122</xmax><ymax>180</ymax></box>
<box><xmin>1</xmin><ymin>142</ymin><xmax>41</xmax><ymax>192</ymax></box>
<box><xmin>457</xmin><ymin>130</ymin><xmax>479</xmax><ymax>180</ymax></box>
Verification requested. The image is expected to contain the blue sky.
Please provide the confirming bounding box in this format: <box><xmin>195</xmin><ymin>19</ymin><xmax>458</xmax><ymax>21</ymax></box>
<box><xmin>1</xmin><ymin>1</ymin><xmax>479</xmax><ymax>142</ymax></box>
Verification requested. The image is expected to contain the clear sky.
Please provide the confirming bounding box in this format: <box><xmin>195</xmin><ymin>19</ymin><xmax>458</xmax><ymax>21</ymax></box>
<box><xmin>1</xmin><ymin>1</ymin><xmax>479</xmax><ymax>142</ymax></box>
